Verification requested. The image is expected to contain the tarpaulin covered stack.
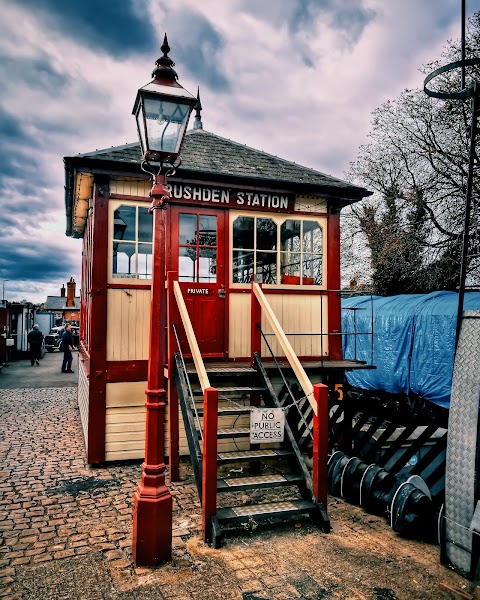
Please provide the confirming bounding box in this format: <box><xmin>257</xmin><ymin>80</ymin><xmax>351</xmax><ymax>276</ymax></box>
<box><xmin>342</xmin><ymin>292</ymin><xmax>480</xmax><ymax>408</ymax></box>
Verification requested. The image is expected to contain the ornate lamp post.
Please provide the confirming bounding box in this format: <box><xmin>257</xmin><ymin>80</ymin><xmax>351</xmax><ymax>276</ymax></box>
<box><xmin>131</xmin><ymin>34</ymin><xmax>196</xmax><ymax>566</ymax></box>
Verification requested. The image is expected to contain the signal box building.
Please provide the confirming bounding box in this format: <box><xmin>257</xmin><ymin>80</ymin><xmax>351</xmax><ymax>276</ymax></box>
<box><xmin>64</xmin><ymin>121</ymin><xmax>371</xmax><ymax>465</ymax></box>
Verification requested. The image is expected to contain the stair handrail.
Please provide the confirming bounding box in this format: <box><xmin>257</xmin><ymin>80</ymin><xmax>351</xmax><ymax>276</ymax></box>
<box><xmin>173</xmin><ymin>280</ymin><xmax>210</xmax><ymax>391</ymax></box>
<box><xmin>252</xmin><ymin>282</ymin><xmax>317</xmax><ymax>415</ymax></box>
<box><xmin>172</xmin><ymin>323</ymin><xmax>204</xmax><ymax>440</ymax></box>
<box><xmin>171</xmin><ymin>281</ymin><xmax>218</xmax><ymax>541</ymax></box>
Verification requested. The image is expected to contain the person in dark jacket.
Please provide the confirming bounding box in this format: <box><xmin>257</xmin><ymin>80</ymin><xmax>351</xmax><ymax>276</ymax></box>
<box><xmin>61</xmin><ymin>323</ymin><xmax>75</xmax><ymax>373</ymax></box>
<box><xmin>27</xmin><ymin>324</ymin><xmax>43</xmax><ymax>366</ymax></box>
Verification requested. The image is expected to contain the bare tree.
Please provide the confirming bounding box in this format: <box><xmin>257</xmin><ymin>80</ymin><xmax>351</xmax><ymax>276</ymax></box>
<box><xmin>343</xmin><ymin>12</ymin><xmax>480</xmax><ymax>295</ymax></box>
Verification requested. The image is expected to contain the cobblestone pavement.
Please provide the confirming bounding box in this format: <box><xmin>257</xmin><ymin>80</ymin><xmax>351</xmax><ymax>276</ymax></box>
<box><xmin>0</xmin><ymin>386</ymin><xmax>466</xmax><ymax>600</ymax></box>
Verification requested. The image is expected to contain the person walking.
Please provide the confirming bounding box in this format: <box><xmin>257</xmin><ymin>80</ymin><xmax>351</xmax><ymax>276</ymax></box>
<box><xmin>61</xmin><ymin>323</ymin><xmax>75</xmax><ymax>373</ymax></box>
<box><xmin>27</xmin><ymin>324</ymin><xmax>44</xmax><ymax>366</ymax></box>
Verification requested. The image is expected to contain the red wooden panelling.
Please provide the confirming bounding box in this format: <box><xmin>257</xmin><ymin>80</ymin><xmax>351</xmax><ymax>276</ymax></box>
<box><xmin>167</xmin><ymin>271</ymin><xmax>180</xmax><ymax>481</ymax></box>
<box><xmin>312</xmin><ymin>383</ymin><xmax>329</xmax><ymax>509</ymax></box>
<box><xmin>250</xmin><ymin>284</ymin><xmax>262</xmax><ymax>365</ymax></box>
<box><xmin>106</xmin><ymin>360</ymin><xmax>148</xmax><ymax>383</ymax></box>
<box><xmin>202</xmin><ymin>387</ymin><xmax>218</xmax><ymax>543</ymax></box>
<box><xmin>326</xmin><ymin>209</ymin><xmax>342</xmax><ymax>360</ymax></box>
<box><xmin>87</xmin><ymin>176</ymin><xmax>109</xmax><ymax>464</ymax></box>
<box><xmin>107</xmin><ymin>283</ymin><xmax>151</xmax><ymax>290</ymax></box>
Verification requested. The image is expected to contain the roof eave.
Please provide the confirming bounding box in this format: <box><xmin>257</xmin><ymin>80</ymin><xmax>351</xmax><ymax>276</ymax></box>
<box><xmin>63</xmin><ymin>153</ymin><xmax>372</xmax><ymax>232</ymax></box>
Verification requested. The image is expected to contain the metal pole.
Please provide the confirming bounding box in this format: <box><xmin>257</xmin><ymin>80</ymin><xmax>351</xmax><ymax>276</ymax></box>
<box><xmin>456</xmin><ymin>84</ymin><xmax>479</xmax><ymax>348</ymax></box>
<box><xmin>461</xmin><ymin>0</ymin><xmax>466</xmax><ymax>90</ymax></box>
<box><xmin>132</xmin><ymin>174</ymin><xmax>172</xmax><ymax>566</ymax></box>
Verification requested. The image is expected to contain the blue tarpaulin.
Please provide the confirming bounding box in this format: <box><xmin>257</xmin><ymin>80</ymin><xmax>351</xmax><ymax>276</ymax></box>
<box><xmin>341</xmin><ymin>292</ymin><xmax>480</xmax><ymax>409</ymax></box>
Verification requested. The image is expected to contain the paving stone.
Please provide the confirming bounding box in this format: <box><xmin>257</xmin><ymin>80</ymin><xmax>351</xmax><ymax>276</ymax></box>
<box><xmin>0</xmin><ymin>373</ymin><xmax>468</xmax><ymax>600</ymax></box>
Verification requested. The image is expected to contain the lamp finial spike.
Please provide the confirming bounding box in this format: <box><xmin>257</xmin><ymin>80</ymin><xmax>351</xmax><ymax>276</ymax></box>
<box><xmin>193</xmin><ymin>87</ymin><xmax>203</xmax><ymax>130</ymax></box>
<box><xmin>152</xmin><ymin>33</ymin><xmax>177</xmax><ymax>81</ymax></box>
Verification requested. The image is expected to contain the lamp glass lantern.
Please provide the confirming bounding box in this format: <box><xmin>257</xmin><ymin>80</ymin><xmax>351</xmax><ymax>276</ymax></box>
<box><xmin>133</xmin><ymin>81</ymin><xmax>196</xmax><ymax>165</ymax></box>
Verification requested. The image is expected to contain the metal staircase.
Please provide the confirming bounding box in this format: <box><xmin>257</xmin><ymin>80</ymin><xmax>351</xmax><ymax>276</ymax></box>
<box><xmin>175</xmin><ymin>353</ymin><xmax>330</xmax><ymax>548</ymax></box>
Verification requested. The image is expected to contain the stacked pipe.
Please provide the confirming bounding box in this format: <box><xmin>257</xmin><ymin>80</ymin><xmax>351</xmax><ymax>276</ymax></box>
<box><xmin>328</xmin><ymin>451</ymin><xmax>439</xmax><ymax>541</ymax></box>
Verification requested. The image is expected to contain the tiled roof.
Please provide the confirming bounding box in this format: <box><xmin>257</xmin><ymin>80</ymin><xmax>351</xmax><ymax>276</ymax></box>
<box><xmin>45</xmin><ymin>296</ymin><xmax>81</xmax><ymax>311</ymax></box>
<box><xmin>71</xmin><ymin>129</ymin><xmax>370</xmax><ymax>198</ymax></box>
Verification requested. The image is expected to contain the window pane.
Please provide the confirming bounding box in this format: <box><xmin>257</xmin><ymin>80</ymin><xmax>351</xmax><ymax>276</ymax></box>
<box><xmin>303</xmin><ymin>254</ymin><xmax>322</xmax><ymax>285</ymax></box>
<box><xmin>257</xmin><ymin>219</ymin><xmax>277</xmax><ymax>250</ymax></box>
<box><xmin>138</xmin><ymin>243</ymin><xmax>152</xmax><ymax>279</ymax></box>
<box><xmin>178</xmin><ymin>247</ymin><xmax>197</xmax><ymax>282</ymax></box>
<box><xmin>179</xmin><ymin>214</ymin><xmax>197</xmax><ymax>245</ymax></box>
<box><xmin>199</xmin><ymin>216</ymin><xmax>217</xmax><ymax>246</ymax></box>
<box><xmin>256</xmin><ymin>251</ymin><xmax>277</xmax><ymax>284</ymax></box>
<box><xmin>280</xmin><ymin>251</ymin><xmax>301</xmax><ymax>282</ymax></box>
<box><xmin>281</xmin><ymin>220</ymin><xmax>301</xmax><ymax>252</ymax></box>
<box><xmin>233</xmin><ymin>250</ymin><xmax>254</xmax><ymax>283</ymax></box>
<box><xmin>114</xmin><ymin>206</ymin><xmax>136</xmax><ymax>241</ymax></box>
<box><xmin>138</xmin><ymin>207</ymin><xmax>153</xmax><ymax>242</ymax></box>
<box><xmin>233</xmin><ymin>216</ymin><xmax>254</xmax><ymax>249</ymax></box>
<box><xmin>303</xmin><ymin>221</ymin><xmax>322</xmax><ymax>253</ymax></box>
<box><xmin>113</xmin><ymin>242</ymin><xmax>136</xmax><ymax>277</ymax></box>
<box><xmin>199</xmin><ymin>248</ymin><xmax>217</xmax><ymax>283</ymax></box>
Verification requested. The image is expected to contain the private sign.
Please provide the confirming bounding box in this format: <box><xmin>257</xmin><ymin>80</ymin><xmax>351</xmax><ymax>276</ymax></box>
<box><xmin>250</xmin><ymin>408</ymin><xmax>285</xmax><ymax>443</ymax></box>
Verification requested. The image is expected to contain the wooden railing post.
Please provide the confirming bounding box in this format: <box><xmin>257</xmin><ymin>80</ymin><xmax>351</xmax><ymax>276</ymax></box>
<box><xmin>312</xmin><ymin>383</ymin><xmax>329</xmax><ymax>509</ymax></box>
<box><xmin>167</xmin><ymin>271</ymin><xmax>180</xmax><ymax>482</ymax></box>
<box><xmin>251</xmin><ymin>283</ymin><xmax>262</xmax><ymax>366</ymax></box>
<box><xmin>252</xmin><ymin>283</ymin><xmax>315</xmax><ymax>412</ymax></box>
<box><xmin>202</xmin><ymin>387</ymin><xmax>218</xmax><ymax>543</ymax></box>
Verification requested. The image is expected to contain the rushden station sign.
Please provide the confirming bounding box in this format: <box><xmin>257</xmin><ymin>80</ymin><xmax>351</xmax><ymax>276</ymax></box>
<box><xmin>250</xmin><ymin>408</ymin><xmax>285</xmax><ymax>443</ymax></box>
<box><xmin>166</xmin><ymin>183</ymin><xmax>295</xmax><ymax>213</ymax></box>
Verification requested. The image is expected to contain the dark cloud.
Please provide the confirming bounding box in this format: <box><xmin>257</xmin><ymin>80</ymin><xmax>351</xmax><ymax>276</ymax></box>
<box><xmin>0</xmin><ymin>214</ymin><xmax>20</xmax><ymax>230</ymax></box>
<box><xmin>3</xmin><ymin>56</ymin><xmax>69</xmax><ymax>94</ymax></box>
<box><xmin>291</xmin><ymin>0</ymin><xmax>376</xmax><ymax>44</ymax></box>
<box><xmin>0</xmin><ymin>109</ymin><xmax>27</xmax><ymax>143</ymax></box>
<box><xmin>14</xmin><ymin>0</ymin><xmax>155</xmax><ymax>57</ymax></box>
<box><xmin>238</xmin><ymin>0</ymin><xmax>376</xmax><ymax>63</ymax></box>
<box><xmin>327</xmin><ymin>2</ymin><xmax>376</xmax><ymax>44</ymax></box>
<box><xmin>290</xmin><ymin>0</ymin><xmax>316</xmax><ymax>31</ymax></box>
<box><xmin>0</xmin><ymin>109</ymin><xmax>40</xmax><ymax>182</ymax></box>
<box><xmin>0</xmin><ymin>237</ymin><xmax>77</xmax><ymax>283</ymax></box>
<box><xmin>165</xmin><ymin>10</ymin><xmax>229</xmax><ymax>92</ymax></box>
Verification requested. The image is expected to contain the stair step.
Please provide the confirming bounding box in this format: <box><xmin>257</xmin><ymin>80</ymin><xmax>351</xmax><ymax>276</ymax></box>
<box><xmin>191</xmin><ymin>386</ymin><xmax>266</xmax><ymax>396</ymax></box>
<box><xmin>217</xmin><ymin>427</ymin><xmax>251</xmax><ymax>439</ymax></box>
<box><xmin>217</xmin><ymin>448</ymin><xmax>292</xmax><ymax>463</ymax></box>
<box><xmin>216</xmin><ymin>499</ymin><xmax>315</xmax><ymax>523</ymax></box>
<box><xmin>197</xmin><ymin>406</ymin><xmax>251</xmax><ymax>417</ymax></box>
<box><xmin>187</xmin><ymin>366</ymin><xmax>257</xmax><ymax>375</ymax></box>
<box><xmin>217</xmin><ymin>473</ymin><xmax>303</xmax><ymax>492</ymax></box>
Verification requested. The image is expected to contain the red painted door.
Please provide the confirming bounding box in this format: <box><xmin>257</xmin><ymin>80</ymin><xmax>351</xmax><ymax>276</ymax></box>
<box><xmin>171</xmin><ymin>207</ymin><xmax>226</xmax><ymax>357</ymax></box>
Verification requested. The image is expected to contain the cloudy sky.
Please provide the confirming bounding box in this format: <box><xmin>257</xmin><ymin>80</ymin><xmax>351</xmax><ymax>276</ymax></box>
<box><xmin>0</xmin><ymin>0</ymin><xmax>473</xmax><ymax>303</ymax></box>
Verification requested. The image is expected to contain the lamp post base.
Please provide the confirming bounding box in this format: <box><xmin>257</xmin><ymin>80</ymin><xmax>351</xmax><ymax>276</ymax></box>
<box><xmin>132</xmin><ymin>467</ymin><xmax>173</xmax><ymax>566</ymax></box>
<box><xmin>132</xmin><ymin>388</ymin><xmax>173</xmax><ymax>566</ymax></box>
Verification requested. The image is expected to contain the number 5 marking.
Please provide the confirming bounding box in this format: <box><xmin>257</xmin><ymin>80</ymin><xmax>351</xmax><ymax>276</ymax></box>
<box><xmin>334</xmin><ymin>383</ymin><xmax>343</xmax><ymax>401</ymax></box>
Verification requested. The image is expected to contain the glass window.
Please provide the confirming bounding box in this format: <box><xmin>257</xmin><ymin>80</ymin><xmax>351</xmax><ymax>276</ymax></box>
<box><xmin>233</xmin><ymin>216</ymin><xmax>254</xmax><ymax>249</ymax></box>
<box><xmin>178</xmin><ymin>214</ymin><xmax>217</xmax><ymax>283</ymax></box>
<box><xmin>233</xmin><ymin>215</ymin><xmax>323</xmax><ymax>285</ymax></box>
<box><xmin>280</xmin><ymin>220</ymin><xmax>322</xmax><ymax>284</ymax></box>
<box><xmin>232</xmin><ymin>216</ymin><xmax>277</xmax><ymax>283</ymax></box>
<box><xmin>112</xmin><ymin>205</ymin><xmax>153</xmax><ymax>279</ymax></box>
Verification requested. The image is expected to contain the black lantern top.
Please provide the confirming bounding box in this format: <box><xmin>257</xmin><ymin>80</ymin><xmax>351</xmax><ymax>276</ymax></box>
<box><xmin>133</xmin><ymin>34</ymin><xmax>196</xmax><ymax>165</ymax></box>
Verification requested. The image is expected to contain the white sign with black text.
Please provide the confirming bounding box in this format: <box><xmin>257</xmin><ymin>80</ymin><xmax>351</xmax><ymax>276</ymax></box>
<box><xmin>250</xmin><ymin>408</ymin><xmax>285</xmax><ymax>443</ymax></box>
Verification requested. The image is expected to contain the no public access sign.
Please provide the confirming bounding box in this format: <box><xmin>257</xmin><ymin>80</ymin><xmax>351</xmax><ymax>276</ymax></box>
<box><xmin>250</xmin><ymin>408</ymin><xmax>285</xmax><ymax>443</ymax></box>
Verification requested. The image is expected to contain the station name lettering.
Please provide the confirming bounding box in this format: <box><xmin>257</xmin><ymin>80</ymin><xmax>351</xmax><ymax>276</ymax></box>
<box><xmin>166</xmin><ymin>184</ymin><xmax>290</xmax><ymax>211</ymax></box>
